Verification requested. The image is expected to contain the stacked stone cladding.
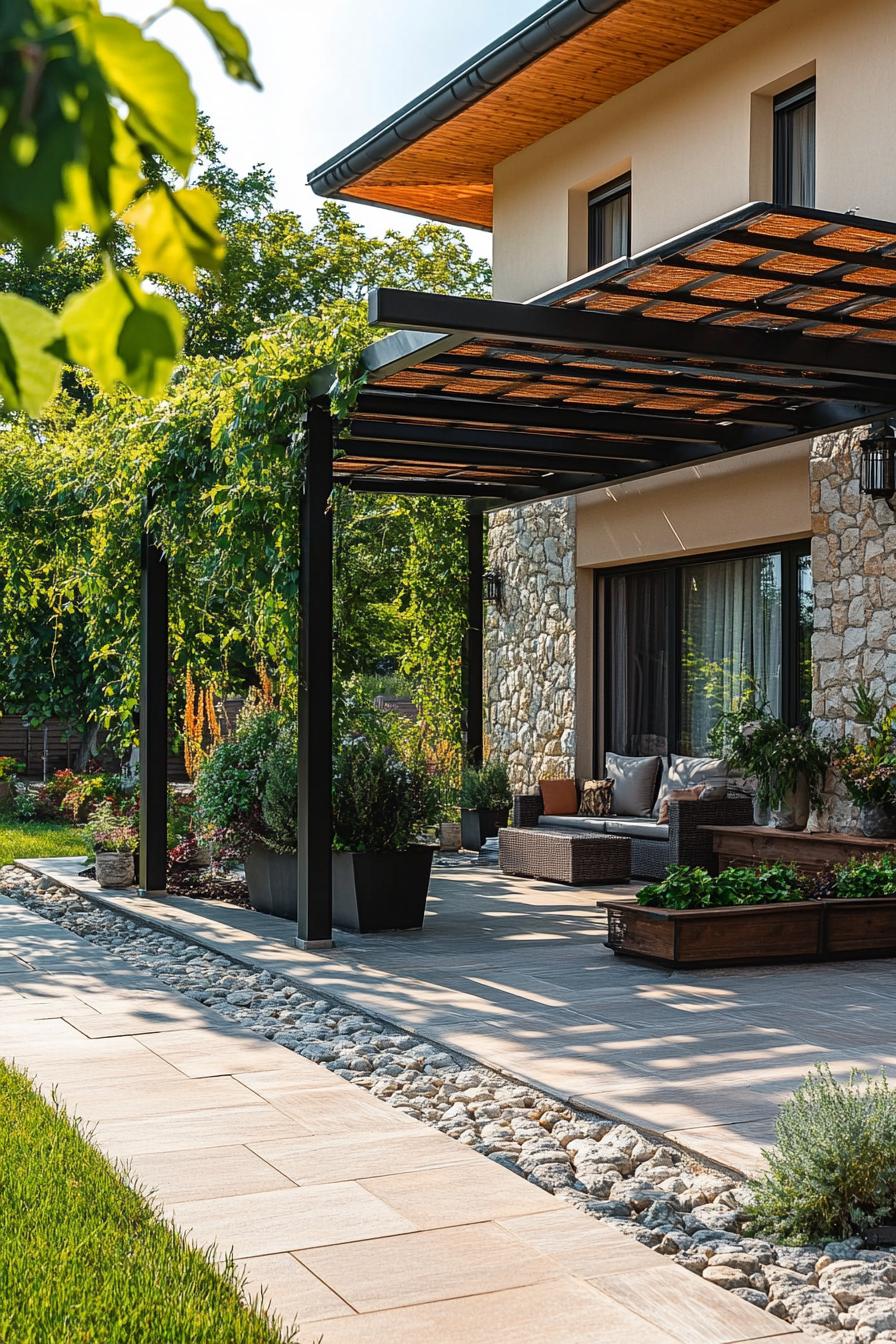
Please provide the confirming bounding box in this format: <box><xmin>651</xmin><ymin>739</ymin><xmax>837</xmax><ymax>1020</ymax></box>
<box><xmin>811</xmin><ymin>425</ymin><xmax>896</xmax><ymax>831</ymax></box>
<box><xmin>485</xmin><ymin>496</ymin><xmax>577</xmax><ymax>793</ymax></box>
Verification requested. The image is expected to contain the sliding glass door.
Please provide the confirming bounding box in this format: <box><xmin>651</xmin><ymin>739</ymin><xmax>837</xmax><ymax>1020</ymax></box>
<box><xmin>604</xmin><ymin>543</ymin><xmax>810</xmax><ymax>759</ymax></box>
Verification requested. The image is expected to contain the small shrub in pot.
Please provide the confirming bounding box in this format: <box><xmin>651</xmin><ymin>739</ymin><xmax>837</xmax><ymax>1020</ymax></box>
<box><xmin>331</xmin><ymin>738</ymin><xmax>441</xmax><ymax>933</ymax></box>
<box><xmin>84</xmin><ymin>801</ymin><xmax>138</xmax><ymax>889</ymax></box>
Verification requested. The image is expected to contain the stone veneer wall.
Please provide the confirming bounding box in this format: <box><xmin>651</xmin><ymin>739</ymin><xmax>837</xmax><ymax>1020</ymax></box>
<box><xmin>811</xmin><ymin>425</ymin><xmax>896</xmax><ymax>831</ymax></box>
<box><xmin>485</xmin><ymin>497</ymin><xmax>577</xmax><ymax>793</ymax></box>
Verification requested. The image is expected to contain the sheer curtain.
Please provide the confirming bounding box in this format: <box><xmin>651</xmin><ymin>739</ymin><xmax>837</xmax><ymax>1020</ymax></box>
<box><xmin>597</xmin><ymin>192</ymin><xmax>629</xmax><ymax>265</ymax></box>
<box><xmin>776</xmin><ymin>92</ymin><xmax>815</xmax><ymax>207</ymax></box>
<box><xmin>680</xmin><ymin>555</ymin><xmax>782</xmax><ymax>753</ymax></box>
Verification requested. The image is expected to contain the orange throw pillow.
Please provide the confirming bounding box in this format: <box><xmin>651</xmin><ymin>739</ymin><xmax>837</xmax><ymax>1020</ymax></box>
<box><xmin>657</xmin><ymin>786</ymin><xmax>704</xmax><ymax>825</ymax></box>
<box><xmin>539</xmin><ymin>778</ymin><xmax>578</xmax><ymax>816</ymax></box>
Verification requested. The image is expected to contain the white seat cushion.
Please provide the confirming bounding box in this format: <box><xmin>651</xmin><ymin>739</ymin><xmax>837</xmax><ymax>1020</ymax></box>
<box><xmin>537</xmin><ymin>814</ymin><xmax>610</xmax><ymax>834</ymax></box>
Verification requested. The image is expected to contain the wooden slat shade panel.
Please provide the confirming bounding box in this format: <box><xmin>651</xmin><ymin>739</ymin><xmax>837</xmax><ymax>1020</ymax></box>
<box><xmin>325</xmin><ymin>205</ymin><xmax>896</xmax><ymax>502</ymax></box>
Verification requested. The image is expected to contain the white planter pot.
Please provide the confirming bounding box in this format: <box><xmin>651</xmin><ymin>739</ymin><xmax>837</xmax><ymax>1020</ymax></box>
<box><xmin>94</xmin><ymin>852</ymin><xmax>135</xmax><ymax>889</ymax></box>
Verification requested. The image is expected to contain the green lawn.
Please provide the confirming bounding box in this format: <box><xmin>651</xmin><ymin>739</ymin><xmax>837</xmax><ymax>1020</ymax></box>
<box><xmin>0</xmin><ymin>819</ymin><xmax>86</xmax><ymax>868</ymax></box>
<box><xmin>0</xmin><ymin>1061</ymin><xmax>293</xmax><ymax>1343</ymax></box>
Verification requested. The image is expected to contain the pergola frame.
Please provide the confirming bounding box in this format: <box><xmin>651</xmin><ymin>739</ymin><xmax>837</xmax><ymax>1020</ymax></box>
<box><xmin>137</xmin><ymin>201</ymin><xmax>896</xmax><ymax>946</ymax></box>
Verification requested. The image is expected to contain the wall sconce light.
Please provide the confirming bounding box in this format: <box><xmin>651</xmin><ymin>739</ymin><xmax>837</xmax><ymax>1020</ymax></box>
<box><xmin>860</xmin><ymin>423</ymin><xmax>896</xmax><ymax>507</ymax></box>
<box><xmin>483</xmin><ymin>570</ymin><xmax>504</xmax><ymax>607</ymax></box>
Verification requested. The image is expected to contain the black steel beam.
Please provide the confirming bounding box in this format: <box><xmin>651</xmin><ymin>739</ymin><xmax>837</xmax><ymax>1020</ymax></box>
<box><xmin>464</xmin><ymin>508</ymin><xmax>484</xmax><ymax>768</ymax></box>
<box><xmin>342</xmin><ymin>439</ymin><xmax>659</xmax><ymax>476</ymax></box>
<box><xmin>297</xmin><ymin>403</ymin><xmax>334</xmax><ymax>949</ymax></box>
<box><xmin>347</xmin><ymin>420</ymin><xmax>667</xmax><ymax>463</ymax></box>
<box><xmin>354</xmin><ymin>390</ymin><xmax>724</xmax><ymax>442</ymax></box>
<box><xmin>138</xmin><ymin>488</ymin><xmax>168</xmax><ymax>896</ymax></box>
<box><xmin>368</xmin><ymin>288</ymin><xmax>896</xmax><ymax>382</ymax></box>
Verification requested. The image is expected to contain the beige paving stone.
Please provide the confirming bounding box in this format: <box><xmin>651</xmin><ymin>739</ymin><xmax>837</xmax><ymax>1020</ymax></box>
<box><xmin>123</xmin><ymin>1144</ymin><xmax>296</xmax><ymax>1204</ymax></box>
<box><xmin>235</xmin><ymin>1253</ymin><xmax>354</xmax><ymax>1326</ymax></box>
<box><xmin>62</xmin><ymin>1006</ymin><xmax>213</xmax><ymax>1037</ymax></box>
<box><xmin>359</xmin><ymin>1158</ymin><xmax>557</xmax><ymax>1230</ymax></box>
<box><xmin>250</xmin><ymin>1128</ymin><xmax>477</xmax><ymax>1186</ymax></box>
<box><xmin>48</xmin><ymin>1074</ymin><xmax>259</xmax><ymax>1122</ymax></box>
<box><xmin>498</xmin><ymin>1207</ymin><xmax>661</xmax><ymax>1277</ymax></box>
<box><xmin>138</xmin><ymin>1027</ymin><xmax>330</xmax><ymax>1079</ymax></box>
<box><xmin>298</xmin><ymin>1222</ymin><xmax>567</xmax><ymax>1313</ymax></box>
<box><xmin>300</xmin><ymin>1277</ymin><xmax>682</xmax><ymax>1344</ymax></box>
<box><xmin>589</xmin><ymin>1262</ymin><xmax>800</xmax><ymax>1343</ymax></box>
<box><xmin>234</xmin><ymin>1075</ymin><xmax>415</xmax><ymax>1133</ymax></box>
<box><xmin>91</xmin><ymin>1102</ymin><xmax>306</xmax><ymax>1159</ymax></box>
<box><xmin>169</xmin><ymin>1182</ymin><xmax>417</xmax><ymax>1258</ymax></box>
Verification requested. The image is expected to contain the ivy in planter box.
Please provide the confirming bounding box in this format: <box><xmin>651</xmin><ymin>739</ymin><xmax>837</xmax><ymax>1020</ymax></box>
<box><xmin>828</xmin><ymin>854</ymin><xmax>896</xmax><ymax>900</ymax></box>
<box><xmin>637</xmin><ymin>862</ymin><xmax>808</xmax><ymax>910</ymax></box>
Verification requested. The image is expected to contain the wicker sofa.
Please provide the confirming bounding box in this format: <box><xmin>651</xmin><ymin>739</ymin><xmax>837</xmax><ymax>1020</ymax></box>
<box><xmin>512</xmin><ymin>788</ymin><xmax>753</xmax><ymax>880</ymax></box>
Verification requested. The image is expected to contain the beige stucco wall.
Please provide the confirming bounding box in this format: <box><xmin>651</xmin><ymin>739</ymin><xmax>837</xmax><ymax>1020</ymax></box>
<box><xmin>492</xmin><ymin>0</ymin><xmax>896</xmax><ymax>301</ymax></box>
<box><xmin>576</xmin><ymin>441</ymin><xmax>811</xmax><ymax>570</ymax></box>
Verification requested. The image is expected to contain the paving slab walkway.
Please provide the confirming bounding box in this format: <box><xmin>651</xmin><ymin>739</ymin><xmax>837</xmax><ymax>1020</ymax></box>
<box><xmin>0</xmin><ymin>890</ymin><xmax>809</xmax><ymax>1344</ymax></box>
<box><xmin>23</xmin><ymin>856</ymin><xmax>896</xmax><ymax>1173</ymax></box>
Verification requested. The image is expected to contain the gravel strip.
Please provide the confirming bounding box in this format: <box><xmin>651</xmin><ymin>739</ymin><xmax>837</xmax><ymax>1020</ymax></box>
<box><xmin>5</xmin><ymin>863</ymin><xmax>896</xmax><ymax>1342</ymax></box>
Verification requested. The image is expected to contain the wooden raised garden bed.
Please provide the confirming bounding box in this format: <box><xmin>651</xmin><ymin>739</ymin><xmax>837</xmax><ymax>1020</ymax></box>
<box><xmin>597</xmin><ymin>896</ymin><xmax>896</xmax><ymax>968</ymax></box>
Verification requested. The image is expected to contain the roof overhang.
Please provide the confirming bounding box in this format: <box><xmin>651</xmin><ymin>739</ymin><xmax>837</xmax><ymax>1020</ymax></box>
<box><xmin>307</xmin><ymin>0</ymin><xmax>780</xmax><ymax>229</ymax></box>
<box><xmin>315</xmin><ymin>204</ymin><xmax>896</xmax><ymax>509</ymax></box>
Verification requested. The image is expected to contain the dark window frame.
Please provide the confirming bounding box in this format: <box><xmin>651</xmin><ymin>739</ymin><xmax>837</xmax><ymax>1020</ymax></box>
<box><xmin>596</xmin><ymin>539</ymin><xmax>811</xmax><ymax>773</ymax></box>
<box><xmin>773</xmin><ymin>77</ymin><xmax>816</xmax><ymax>207</ymax></box>
<box><xmin>587</xmin><ymin>173</ymin><xmax>631</xmax><ymax>270</ymax></box>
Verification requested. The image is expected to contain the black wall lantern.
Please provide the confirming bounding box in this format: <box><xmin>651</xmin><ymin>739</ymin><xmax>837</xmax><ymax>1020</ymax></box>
<box><xmin>860</xmin><ymin>423</ymin><xmax>896</xmax><ymax>505</ymax></box>
<box><xmin>483</xmin><ymin>570</ymin><xmax>504</xmax><ymax>607</ymax></box>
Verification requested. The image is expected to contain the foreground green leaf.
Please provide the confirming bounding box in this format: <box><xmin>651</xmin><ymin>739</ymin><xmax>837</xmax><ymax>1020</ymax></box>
<box><xmin>60</xmin><ymin>270</ymin><xmax>184</xmax><ymax>396</ymax></box>
<box><xmin>126</xmin><ymin>187</ymin><xmax>226</xmax><ymax>291</ymax></box>
<box><xmin>174</xmin><ymin>0</ymin><xmax>261</xmax><ymax>86</ymax></box>
<box><xmin>0</xmin><ymin>295</ymin><xmax>62</xmax><ymax>414</ymax></box>
<box><xmin>88</xmin><ymin>15</ymin><xmax>198</xmax><ymax>176</ymax></box>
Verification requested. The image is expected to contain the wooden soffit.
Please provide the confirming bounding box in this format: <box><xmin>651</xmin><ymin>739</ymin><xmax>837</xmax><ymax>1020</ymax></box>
<box><xmin>308</xmin><ymin>0</ymin><xmax>780</xmax><ymax>229</ymax></box>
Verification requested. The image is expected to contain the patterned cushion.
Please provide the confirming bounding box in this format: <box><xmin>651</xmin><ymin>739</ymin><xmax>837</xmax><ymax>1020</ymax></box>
<box><xmin>579</xmin><ymin>779</ymin><xmax>613</xmax><ymax>817</ymax></box>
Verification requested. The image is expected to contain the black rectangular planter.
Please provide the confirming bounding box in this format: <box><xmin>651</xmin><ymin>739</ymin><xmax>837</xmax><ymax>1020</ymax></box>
<box><xmin>333</xmin><ymin>845</ymin><xmax>435</xmax><ymax>933</ymax></box>
<box><xmin>460</xmin><ymin>807</ymin><xmax>510</xmax><ymax>851</ymax></box>
<box><xmin>244</xmin><ymin>843</ymin><xmax>298</xmax><ymax>920</ymax></box>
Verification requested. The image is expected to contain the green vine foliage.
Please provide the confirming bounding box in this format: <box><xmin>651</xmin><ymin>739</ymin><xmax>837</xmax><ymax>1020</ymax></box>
<box><xmin>0</xmin><ymin>196</ymin><xmax>490</xmax><ymax>756</ymax></box>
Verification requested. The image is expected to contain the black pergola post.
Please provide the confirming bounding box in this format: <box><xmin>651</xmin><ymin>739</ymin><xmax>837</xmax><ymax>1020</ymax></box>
<box><xmin>138</xmin><ymin>489</ymin><xmax>168</xmax><ymax>896</ymax></box>
<box><xmin>463</xmin><ymin>506</ymin><xmax>484</xmax><ymax>768</ymax></box>
<box><xmin>296</xmin><ymin>402</ymin><xmax>334</xmax><ymax>949</ymax></box>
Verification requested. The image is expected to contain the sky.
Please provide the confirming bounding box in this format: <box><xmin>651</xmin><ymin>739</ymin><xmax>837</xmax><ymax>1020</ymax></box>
<box><xmin>116</xmin><ymin>0</ymin><xmax>538</xmax><ymax>260</ymax></box>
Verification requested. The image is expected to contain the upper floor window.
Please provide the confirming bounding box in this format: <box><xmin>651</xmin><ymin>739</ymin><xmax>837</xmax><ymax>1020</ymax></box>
<box><xmin>588</xmin><ymin>174</ymin><xmax>630</xmax><ymax>269</ymax></box>
<box><xmin>774</xmin><ymin>79</ymin><xmax>815</xmax><ymax>207</ymax></box>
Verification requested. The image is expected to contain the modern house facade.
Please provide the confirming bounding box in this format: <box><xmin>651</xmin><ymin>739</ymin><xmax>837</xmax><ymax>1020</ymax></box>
<box><xmin>309</xmin><ymin>0</ymin><xmax>896</xmax><ymax>834</ymax></box>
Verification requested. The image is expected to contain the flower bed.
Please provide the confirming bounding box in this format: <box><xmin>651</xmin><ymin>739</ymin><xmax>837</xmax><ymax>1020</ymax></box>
<box><xmin>600</xmin><ymin>857</ymin><xmax>896</xmax><ymax>966</ymax></box>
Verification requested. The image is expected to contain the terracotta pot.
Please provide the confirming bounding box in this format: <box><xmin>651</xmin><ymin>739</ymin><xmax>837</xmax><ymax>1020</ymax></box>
<box><xmin>94</xmin><ymin>851</ymin><xmax>135</xmax><ymax>889</ymax></box>
<box><xmin>860</xmin><ymin>802</ymin><xmax>896</xmax><ymax>840</ymax></box>
<box><xmin>438</xmin><ymin>821</ymin><xmax>461</xmax><ymax>852</ymax></box>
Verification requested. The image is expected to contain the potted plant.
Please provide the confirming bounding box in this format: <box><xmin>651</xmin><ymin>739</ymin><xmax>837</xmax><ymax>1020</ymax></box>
<box><xmin>833</xmin><ymin>684</ymin><xmax>896</xmax><ymax>838</ymax></box>
<box><xmin>331</xmin><ymin>737</ymin><xmax>441</xmax><ymax>933</ymax></box>
<box><xmin>84</xmin><ymin>801</ymin><xmax>138</xmax><ymax>888</ymax></box>
<box><xmin>710</xmin><ymin>694</ymin><xmax>829</xmax><ymax>831</ymax></box>
<box><xmin>459</xmin><ymin>758</ymin><xmax>512</xmax><ymax>850</ymax></box>
<box><xmin>194</xmin><ymin>703</ymin><xmax>297</xmax><ymax>917</ymax></box>
<box><xmin>0</xmin><ymin>756</ymin><xmax>20</xmax><ymax>805</ymax></box>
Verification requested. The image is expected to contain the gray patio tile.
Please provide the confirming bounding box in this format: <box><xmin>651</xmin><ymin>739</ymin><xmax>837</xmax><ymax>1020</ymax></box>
<box><xmin>666</xmin><ymin>1118</ymin><xmax>778</xmax><ymax>1174</ymax></box>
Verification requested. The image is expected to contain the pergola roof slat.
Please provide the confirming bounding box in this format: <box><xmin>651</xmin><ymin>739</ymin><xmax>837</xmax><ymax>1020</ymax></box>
<box><xmin>320</xmin><ymin>204</ymin><xmax>896</xmax><ymax>505</ymax></box>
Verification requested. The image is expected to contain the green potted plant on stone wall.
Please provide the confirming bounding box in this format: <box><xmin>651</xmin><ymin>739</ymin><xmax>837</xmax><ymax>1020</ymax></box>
<box><xmin>459</xmin><ymin>757</ymin><xmax>512</xmax><ymax>851</ymax></box>
<box><xmin>833</xmin><ymin>684</ymin><xmax>896</xmax><ymax>839</ymax></box>
<box><xmin>710</xmin><ymin>693</ymin><xmax>830</xmax><ymax>831</ymax></box>
<box><xmin>331</xmin><ymin>737</ymin><xmax>441</xmax><ymax>933</ymax></box>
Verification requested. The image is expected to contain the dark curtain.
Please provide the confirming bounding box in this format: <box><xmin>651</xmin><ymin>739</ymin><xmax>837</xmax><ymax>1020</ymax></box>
<box><xmin>608</xmin><ymin>569</ymin><xmax>670</xmax><ymax>756</ymax></box>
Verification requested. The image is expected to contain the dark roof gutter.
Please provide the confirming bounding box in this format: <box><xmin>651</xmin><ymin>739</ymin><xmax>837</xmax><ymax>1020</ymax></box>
<box><xmin>307</xmin><ymin>0</ymin><xmax>624</xmax><ymax>200</ymax></box>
